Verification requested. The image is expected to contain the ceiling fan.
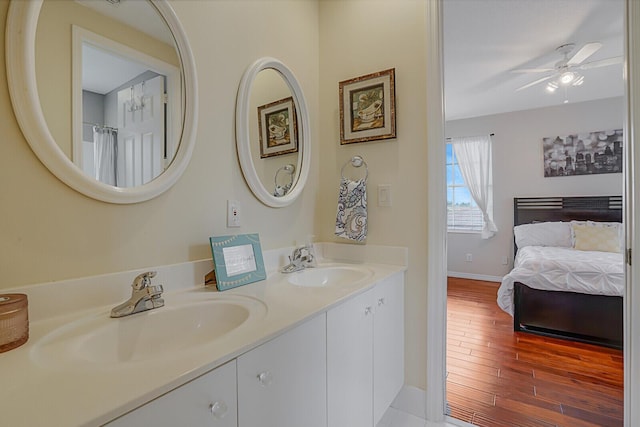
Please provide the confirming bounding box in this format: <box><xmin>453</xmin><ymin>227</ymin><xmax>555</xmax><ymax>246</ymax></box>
<box><xmin>513</xmin><ymin>42</ymin><xmax>622</xmax><ymax>93</ymax></box>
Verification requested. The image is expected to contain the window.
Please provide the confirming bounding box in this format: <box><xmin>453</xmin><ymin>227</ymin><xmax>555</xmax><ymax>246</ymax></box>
<box><xmin>446</xmin><ymin>143</ymin><xmax>484</xmax><ymax>232</ymax></box>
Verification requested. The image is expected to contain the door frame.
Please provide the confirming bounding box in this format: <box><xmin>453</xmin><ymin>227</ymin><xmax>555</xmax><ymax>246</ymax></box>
<box><xmin>424</xmin><ymin>0</ymin><xmax>639</xmax><ymax>425</ymax></box>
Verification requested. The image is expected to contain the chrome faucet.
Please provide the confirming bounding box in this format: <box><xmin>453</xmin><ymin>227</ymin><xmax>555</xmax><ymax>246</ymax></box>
<box><xmin>281</xmin><ymin>244</ymin><xmax>317</xmax><ymax>273</ymax></box>
<box><xmin>110</xmin><ymin>271</ymin><xmax>165</xmax><ymax>318</ymax></box>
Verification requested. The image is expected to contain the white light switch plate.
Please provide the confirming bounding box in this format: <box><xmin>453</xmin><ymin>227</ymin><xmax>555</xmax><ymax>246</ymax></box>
<box><xmin>378</xmin><ymin>184</ymin><xmax>392</xmax><ymax>207</ymax></box>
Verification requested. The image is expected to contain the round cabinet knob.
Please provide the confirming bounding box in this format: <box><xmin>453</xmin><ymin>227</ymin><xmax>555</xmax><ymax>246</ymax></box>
<box><xmin>364</xmin><ymin>306</ymin><xmax>373</xmax><ymax>316</ymax></box>
<box><xmin>210</xmin><ymin>401</ymin><xmax>228</xmax><ymax>419</ymax></box>
<box><xmin>378</xmin><ymin>298</ymin><xmax>386</xmax><ymax>306</ymax></box>
<box><xmin>257</xmin><ymin>370</ymin><xmax>273</xmax><ymax>386</ymax></box>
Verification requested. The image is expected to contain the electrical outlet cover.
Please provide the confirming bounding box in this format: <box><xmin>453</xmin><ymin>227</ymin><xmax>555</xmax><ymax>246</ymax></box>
<box><xmin>227</xmin><ymin>200</ymin><xmax>241</xmax><ymax>227</ymax></box>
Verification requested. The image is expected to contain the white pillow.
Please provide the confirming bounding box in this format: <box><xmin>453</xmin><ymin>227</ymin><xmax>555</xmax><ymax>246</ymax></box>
<box><xmin>514</xmin><ymin>221</ymin><xmax>573</xmax><ymax>248</ymax></box>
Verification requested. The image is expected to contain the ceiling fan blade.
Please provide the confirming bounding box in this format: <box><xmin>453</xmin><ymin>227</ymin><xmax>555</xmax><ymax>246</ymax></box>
<box><xmin>567</xmin><ymin>42</ymin><xmax>602</xmax><ymax>65</ymax></box>
<box><xmin>578</xmin><ymin>56</ymin><xmax>623</xmax><ymax>70</ymax></box>
<box><xmin>511</xmin><ymin>68</ymin><xmax>555</xmax><ymax>73</ymax></box>
<box><xmin>515</xmin><ymin>74</ymin><xmax>554</xmax><ymax>92</ymax></box>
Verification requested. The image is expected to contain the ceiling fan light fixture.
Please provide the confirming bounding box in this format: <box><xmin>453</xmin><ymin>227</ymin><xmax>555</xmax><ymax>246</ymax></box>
<box><xmin>560</xmin><ymin>71</ymin><xmax>576</xmax><ymax>85</ymax></box>
<box><xmin>516</xmin><ymin>42</ymin><xmax>615</xmax><ymax>96</ymax></box>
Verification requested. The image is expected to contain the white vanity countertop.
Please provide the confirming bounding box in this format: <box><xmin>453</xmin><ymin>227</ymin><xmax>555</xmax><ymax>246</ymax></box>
<box><xmin>0</xmin><ymin>243</ymin><xmax>407</xmax><ymax>427</ymax></box>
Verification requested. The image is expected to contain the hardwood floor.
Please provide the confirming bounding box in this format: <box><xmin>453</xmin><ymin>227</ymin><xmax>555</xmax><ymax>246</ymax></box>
<box><xmin>446</xmin><ymin>277</ymin><xmax>623</xmax><ymax>427</ymax></box>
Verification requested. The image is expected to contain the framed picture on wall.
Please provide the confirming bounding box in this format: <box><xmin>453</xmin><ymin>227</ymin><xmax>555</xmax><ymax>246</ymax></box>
<box><xmin>339</xmin><ymin>68</ymin><xmax>396</xmax><ymax>145</ymax></box>
<box><xmin>542</xmin><ymin>128</ymin><xmax>623</xmax><ymax>177</ymax></box>
<box><xmin>258</xmin><ymin>97</ymin><xmax>298</xmax><ymax>158</ymax></box>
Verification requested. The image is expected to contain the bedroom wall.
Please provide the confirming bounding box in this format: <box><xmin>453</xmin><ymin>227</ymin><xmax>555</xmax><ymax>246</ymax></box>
<box><xmin>446</xmin><ymin>96</ymin><xmax>624</xmax><ymax>280</ymax></box>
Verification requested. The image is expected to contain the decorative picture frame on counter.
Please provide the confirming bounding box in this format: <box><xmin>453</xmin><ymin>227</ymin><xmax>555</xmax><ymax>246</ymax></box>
<box><xmin>258</xmin><ymin>97</ymin><xmax>298</xmax><ymax>158</ymax></box>
<box><xmin>339</xmin><ymin>68</ymin><xmax>396</xmax><ymax>145</ymax></box>
<box><xmin>209</xmin><ymin>233</ymin><xmax>266</xmax><ymax>291</ymax></box>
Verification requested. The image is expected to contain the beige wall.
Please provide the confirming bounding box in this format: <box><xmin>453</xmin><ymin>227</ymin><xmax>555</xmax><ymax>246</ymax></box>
<box><xmin>318</xmin><ymin>0</ymin><xmax>429</xmax><ymax>390</ymax></box>
<box><xmin>0</xmin><ymin>0</ymin><xmax>319</xmax><ymax>287</ymax></box>
<box><xmin>2</xmin><ymin>0</ymin><xmax>427</xmax><ymax>392</ymax></box>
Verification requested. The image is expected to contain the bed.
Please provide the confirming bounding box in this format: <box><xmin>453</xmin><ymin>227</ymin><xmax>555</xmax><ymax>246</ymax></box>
<box><xmin>498</xmin><ymin>195</ymin><xmax>624</xmax><ymax>349</ymax></box>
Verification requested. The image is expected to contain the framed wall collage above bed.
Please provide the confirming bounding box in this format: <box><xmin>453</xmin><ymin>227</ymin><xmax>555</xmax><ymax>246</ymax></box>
<box><xmin>542</xmin><ymin>129</ymin><xmax>623</xmax><ymax>177</ymax></box>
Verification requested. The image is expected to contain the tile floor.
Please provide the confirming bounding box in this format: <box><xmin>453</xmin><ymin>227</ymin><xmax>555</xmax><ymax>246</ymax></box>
<box><xmin>377</xmin><ymin>407</ymin><xmax>426</xmax><ymax>427</ymax></box>
<box><xmin>378</xmin><ymin>386</ymin><xmax>427</xmax><ymax>426</ymax></box>
<box><xmin>379</xmin><ymin>386</ymin><xmax>467</xmax><ymax>427</ymax></box>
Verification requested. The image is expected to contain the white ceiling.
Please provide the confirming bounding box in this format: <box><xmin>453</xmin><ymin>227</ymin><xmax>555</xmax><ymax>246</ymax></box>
<box><xmin>443</xmin><ymin>0</ymin><xmax>624</xmax><ymax>121</ymax></box>
<box><xmin>83</xmin><ymin>44</ymin><xmax>150</xmax><ymax>94</ymax></box>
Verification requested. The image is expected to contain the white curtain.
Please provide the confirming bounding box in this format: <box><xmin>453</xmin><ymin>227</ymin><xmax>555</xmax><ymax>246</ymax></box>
<box><xmin>451</xmin><ymin>135</ymin><xmax>497</xmax><ymax>239</ymax></box>
<box><xmin>93</xmin><ymin>127</ymin><xmax>118</xmax><ymax>186</ymax></box>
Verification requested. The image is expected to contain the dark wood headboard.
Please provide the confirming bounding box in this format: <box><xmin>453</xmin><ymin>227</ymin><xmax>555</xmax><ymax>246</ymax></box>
<box><xmin>514</xmin><ymin>196</ymin><xmax>623</xmax><ymax>226</ymax></box>
<box><xmin>513</xmin><ymin>196</ymin><xmax>623</xmax><ymax>257</ymax></box>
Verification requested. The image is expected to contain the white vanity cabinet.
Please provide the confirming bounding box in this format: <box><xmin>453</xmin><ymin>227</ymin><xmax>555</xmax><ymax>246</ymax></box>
<box><xmin>105</xmin><ymin>359</ymin><xmax>237</xmax><ymax>427</ymax></box>
<box><xmin>103</xmin><ymin>271</ymin><xmax>402</xmax><ymax>427</ymax></box>
<box><xmin>237</xmin><ymin>313</ymin><xmax>327</xmax><ymax>427</ymax></box>
<box><xmin>327</xmin><ymin>272</ymin><xmax>404</xmax><ymax>427</ymax></box>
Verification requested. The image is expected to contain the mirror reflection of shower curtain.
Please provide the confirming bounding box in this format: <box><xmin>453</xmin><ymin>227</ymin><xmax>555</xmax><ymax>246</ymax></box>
<box><xmin>93</xmin><ymin>126</ymin><xmax>118</xmax><ymax>186</ymax></box>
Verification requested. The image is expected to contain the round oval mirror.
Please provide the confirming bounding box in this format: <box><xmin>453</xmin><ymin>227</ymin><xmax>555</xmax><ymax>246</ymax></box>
<box><xmin>5</xmin><ymin>0</ymin><xmax>198</xmax><ymax>204</ymax></box>
<box><xmin>236</xmin><ymin>58</ymin><xmax>310</xmax><ymax>208</ymax></box>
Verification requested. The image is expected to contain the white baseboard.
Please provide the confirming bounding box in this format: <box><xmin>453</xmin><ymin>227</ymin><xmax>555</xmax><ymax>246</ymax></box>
<box><xmin>447</xmin><ymin>271</ymin><xmax>502</xmax><ymax>283</ymax></box>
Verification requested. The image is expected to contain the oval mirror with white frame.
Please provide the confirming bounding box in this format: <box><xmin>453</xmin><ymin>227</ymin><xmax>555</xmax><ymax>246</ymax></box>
<box><xmin>236</xmin><ymin>57</ymin><xmax>310</xmax><ymax>208</ymax></box>
<box><xmin>5</xmin><ymin>0</ymin><xmax>198</xmax><ymax>204</ymax></box>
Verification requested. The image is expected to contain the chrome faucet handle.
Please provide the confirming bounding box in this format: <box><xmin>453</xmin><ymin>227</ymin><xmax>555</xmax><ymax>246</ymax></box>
<box><xmin>301</xmin><ymin>244</ymin><xmax>316</xmax><ymax>265</ymax></box>
<box><xmin>111</xmin><ymin>272</ymin><xmax>163</xmax><ymax>318</ymax></box>
<box><xmin>291</xmin><ymin>247</ymin><xmax>304</xmax><ymax>260</ymax></box>
<box><xmin>132</xmin><ymin>271</ymin><xmax>157</xmax><ymax>290</ymax></box>
<box><xmin>281</xmin><ymin>244</ymin><xmax>316</xmax><ymax>273</ymax></box>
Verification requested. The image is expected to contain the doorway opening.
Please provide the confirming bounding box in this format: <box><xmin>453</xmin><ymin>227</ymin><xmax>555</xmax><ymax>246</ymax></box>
<box><xmin>425</xmin><ymin>0</ymin><xmax>632</xmax><ymax>426</ymax></box>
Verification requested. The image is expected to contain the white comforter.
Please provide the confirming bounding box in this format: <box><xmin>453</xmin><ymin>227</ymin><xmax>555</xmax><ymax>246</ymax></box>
<box><xmin>497</xmin><ymin>246</ymin><xmax>624</xmax><ymax>316</ymax></box>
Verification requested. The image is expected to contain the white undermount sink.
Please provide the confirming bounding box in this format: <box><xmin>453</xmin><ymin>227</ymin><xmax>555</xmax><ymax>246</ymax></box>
<box><xmin>31</xmin><ymin>294</ymin><xmax>267</xmax><ymax>368</ymax></box>
<box><xmin>286</xmin><ymin>265</ymin><xmax>373</xmax><ymax>287</ymax></box>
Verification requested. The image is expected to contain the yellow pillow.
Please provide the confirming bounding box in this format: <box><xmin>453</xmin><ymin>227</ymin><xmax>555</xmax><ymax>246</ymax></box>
<box><xmin>572</xmin><ymin>224</ymin><xmax>621</xmax><ymax>253</ymax></box>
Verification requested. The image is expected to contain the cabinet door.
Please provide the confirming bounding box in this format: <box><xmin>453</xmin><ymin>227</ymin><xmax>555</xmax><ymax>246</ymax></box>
<box><xmin>373</xmin><ymin>273</ymin><xmax>405</xmax><ymax>424</ymax></box>
<box><xmin>237</xmin><ymin>313</ymin><xmax>326</xmax><ymax>427</ymax></box>
<box><xmin>327</xmin><ymin>288</ymin><xmax>375</xmax><ymax>427</ymax></box>
<box><xmin>105</xmin><ymin>360</ymin><xmax>237</xmax><ymax>427</ymax></box>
